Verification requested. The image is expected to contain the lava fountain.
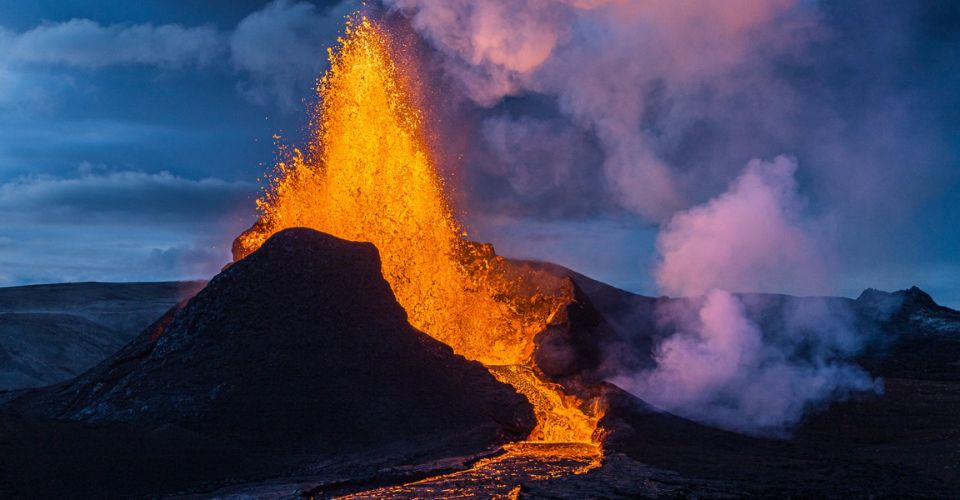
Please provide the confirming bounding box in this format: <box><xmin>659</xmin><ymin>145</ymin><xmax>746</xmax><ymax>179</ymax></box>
<box><xmin>234</xmin><ymin>16</ymin><xmax>601</xmax><ymax>446</ymax></box>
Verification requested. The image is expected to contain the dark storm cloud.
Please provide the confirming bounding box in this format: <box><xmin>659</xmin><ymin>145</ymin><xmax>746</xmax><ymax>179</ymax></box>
<box><xmin>0</xmin><ymin>168</ymin><xmax>256</xmax><ymax>226</ymax></box>
<box><xmin>230</xmin><ymin>0</ymin><xmax>357</xmax><ymax>108</ymax></box>
<box><xmin>0</xmin><ymin>168</ymin><xmax>254</xmax><ymax>285</ymax></box>
<box><xmin>0</xmin><ymin>233</ymin><xmax>234</xmax><ymax>286</ymax></box>
<box><xmin>0</xmin><ymin>167</ymin><xmax>256</xmax><ymax>285</ymax></box>
<box><xmin>463</xmin><ymin>97</ymin><xmax>610</xmax><ymax>220</ymax></box>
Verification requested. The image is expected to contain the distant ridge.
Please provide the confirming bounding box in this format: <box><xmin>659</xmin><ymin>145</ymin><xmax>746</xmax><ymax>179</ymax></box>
<box><xmin>0</xmin><ymin>281</ymin><xmax>205</xmax><ymax>390</ymax></box>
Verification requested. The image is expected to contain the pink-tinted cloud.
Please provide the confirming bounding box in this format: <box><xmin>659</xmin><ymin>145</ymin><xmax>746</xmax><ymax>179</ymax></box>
<box><xmin>611</xmin><ymin>156</ymin><xmax>877</xmax><ymax>434</ymax></box>
<box><xmin>385</xmin><ymin>0</ymin><xmax>813</xmax><ymax>220</ymax></box>
<box><xmin>655</xmin><ymin>155</ymin><xmax>831</xmax><ymax>297</ymax></box>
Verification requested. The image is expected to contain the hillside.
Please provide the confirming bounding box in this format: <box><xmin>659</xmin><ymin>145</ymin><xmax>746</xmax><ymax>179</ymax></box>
<box><xmin>0</xmin><ymin>281</ymin><xmax>204</xmax><ymax>389</ymax></box>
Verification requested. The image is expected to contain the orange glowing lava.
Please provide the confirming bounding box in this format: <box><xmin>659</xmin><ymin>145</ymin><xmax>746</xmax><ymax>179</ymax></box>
<box><xmin>234</xmin><ymin>16</ymin><xmax>600</xmax><ymax>445</ymax></box>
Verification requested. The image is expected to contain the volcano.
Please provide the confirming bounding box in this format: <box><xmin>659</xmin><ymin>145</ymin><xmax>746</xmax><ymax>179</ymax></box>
<box><xmin>2</xmin><ymin>10</ymin><xmax>957</xmax><ymax>499</ymax></box>
<box><xmin>0</xmin><ymin>228</ymin><xmax>536</xmax><ymax>497</ymax></box>
<box><xmin>1</xmin><ymin>230</ymin><xmax>958</xmax><ymax>497</ymax></box>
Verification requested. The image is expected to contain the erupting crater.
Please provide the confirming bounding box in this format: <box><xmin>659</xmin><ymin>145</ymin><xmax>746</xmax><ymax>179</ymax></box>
<box><xmin>232</xmin><ymin>16</ymin><xmax>604</xmax><ymax>449</ymax></box>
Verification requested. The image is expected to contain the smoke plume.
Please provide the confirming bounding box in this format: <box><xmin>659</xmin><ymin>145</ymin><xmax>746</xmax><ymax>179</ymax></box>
<box><xmin>655</xmin><ymin>156</ymin><xmax>828</xmax><ymax>297</ymax></box>
<box><xmin>384</xmin><ymin>0</ymin><xmax>814</xmax><ymax>219</ymax></box>
<box><xmin>382</xmin><ymin>0</ymin><xmax>957</xmax><ymax>432</ymax></box>
<box><xmin>384</xmin><ymin>0</ymin><xmax>957</xmax><ymax>293</ymax></box>
<box><xmin>612</xmin><ymin>157</ymin><xmax>879</xmax><ymax>434</ymax></box>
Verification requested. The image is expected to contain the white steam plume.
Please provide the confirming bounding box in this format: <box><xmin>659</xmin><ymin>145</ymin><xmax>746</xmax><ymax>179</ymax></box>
<box><xmin>612</xmin><ymin>157</ymin><xmax>880</xmax><ymax>434</ymax></box>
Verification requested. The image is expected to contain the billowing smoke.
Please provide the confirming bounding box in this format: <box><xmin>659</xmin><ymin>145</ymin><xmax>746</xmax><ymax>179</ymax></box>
<box><xmin>384</xmin><ymin>0</ymin><xmax>814</xmax><ymax>219</ymax></box>
<box><xmin>382</xmin><ymin>1</ymin><xmax>954</xmax><ymax>432</ymax></box>
<box><xmin>612</xmin><ymin>157</ymin><xmax>879</xmax><ymax>434</ymax></box>
<box><xmin>384</xmin><ymin>1</ymin><xmax>956</xmax><ymax>290</ymax></box>
<box><xmin>655</xmin><ymin>156</ymin><xmax>829</xmax><ymax>297</ymax></box>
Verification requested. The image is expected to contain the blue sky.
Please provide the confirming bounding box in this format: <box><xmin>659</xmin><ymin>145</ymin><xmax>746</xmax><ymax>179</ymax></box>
<box><xmin>0</xmin><ymin>1</ymin><xmax>957</xmax><ymax>307</ymax></box>
<box><xmin>0</xmin><ymin>0</ymin><xmax>350</xmax><ymax>285</ymax></box>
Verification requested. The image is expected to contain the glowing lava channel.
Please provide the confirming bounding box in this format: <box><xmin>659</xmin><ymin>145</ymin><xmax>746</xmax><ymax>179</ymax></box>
<box><xmin>234</xmin><ymin>16</ymin><xmax>600</xmax><ymax>446</ymax></box>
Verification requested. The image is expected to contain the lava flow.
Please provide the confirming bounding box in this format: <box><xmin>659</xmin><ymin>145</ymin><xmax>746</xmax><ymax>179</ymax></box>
<box><xmin>233</xmin><ymin>16</ymin><xmax>602</xmax><ymax>448</ymax></box>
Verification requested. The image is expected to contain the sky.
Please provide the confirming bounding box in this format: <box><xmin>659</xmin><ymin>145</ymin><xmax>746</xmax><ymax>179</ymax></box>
<box><xmin>0</xmin><ymin>0</ymin><xmax>957</xmax><ymax>307</ymax></box>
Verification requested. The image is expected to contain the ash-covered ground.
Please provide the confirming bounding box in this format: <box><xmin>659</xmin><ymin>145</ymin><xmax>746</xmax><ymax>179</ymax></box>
<box><xmin>0</xmin><ymin>229</ymin><xmax>957</xmax><ymax>498</ymax></box>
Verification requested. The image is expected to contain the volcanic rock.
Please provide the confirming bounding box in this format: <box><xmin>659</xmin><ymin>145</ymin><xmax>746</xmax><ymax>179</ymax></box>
<box><xmin>3</xmin><ymin>245</ymin><xmax>958</xmax><ymax>497</ymax></box>
<box><xmin>855</xmin><ymin>286</ymin><xmax>960</xmax><ymax>380</ymax></box>
<box><xmin>2</xmin><ymin>228</ymin><xmax>534</xmax><ymax>493</ymax></box>
<box><xmin>531</xmin><ymin>279</ymin><xmax>619</xmax><ymax>384</ymax></box>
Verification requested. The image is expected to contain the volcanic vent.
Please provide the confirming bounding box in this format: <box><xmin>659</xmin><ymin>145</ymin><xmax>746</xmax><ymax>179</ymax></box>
<box><xmin>233</xmin><ymin>17</ymin><xmax>604</xmax><ymax>446</ymax></box>
<box><xmin>4</xmin><ymin>229</ymin><xmax>535</xmax><ymax>455</ymax></box>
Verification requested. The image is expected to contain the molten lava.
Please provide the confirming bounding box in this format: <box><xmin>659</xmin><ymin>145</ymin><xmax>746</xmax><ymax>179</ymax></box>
<box><xmin>234</xmin><ymin>16</ymin><xmax>600</xmax><ymax>445</ymax></box>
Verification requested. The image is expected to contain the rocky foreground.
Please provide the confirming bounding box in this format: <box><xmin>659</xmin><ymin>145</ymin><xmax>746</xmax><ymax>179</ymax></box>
<box><xmin>1</xmin><ymin>229</ymin><xmax>537</xmax><ymax>498</ymax></box>
<box><xmin>0</xmin><ymin>229</ymin><xmax>958</xmax><ymax>497</ymax></box>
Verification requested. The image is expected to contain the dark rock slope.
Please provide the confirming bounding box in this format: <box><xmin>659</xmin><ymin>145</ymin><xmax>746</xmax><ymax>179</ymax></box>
<box><xmin>855</xmin><ymin>286</ymin><xmax>960</xmax><ymax>380</ymax></box>
<box><xmin>1</xmin><ymin>228</ymin><xmax>533</xmax><ymax>497</ymax></box>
